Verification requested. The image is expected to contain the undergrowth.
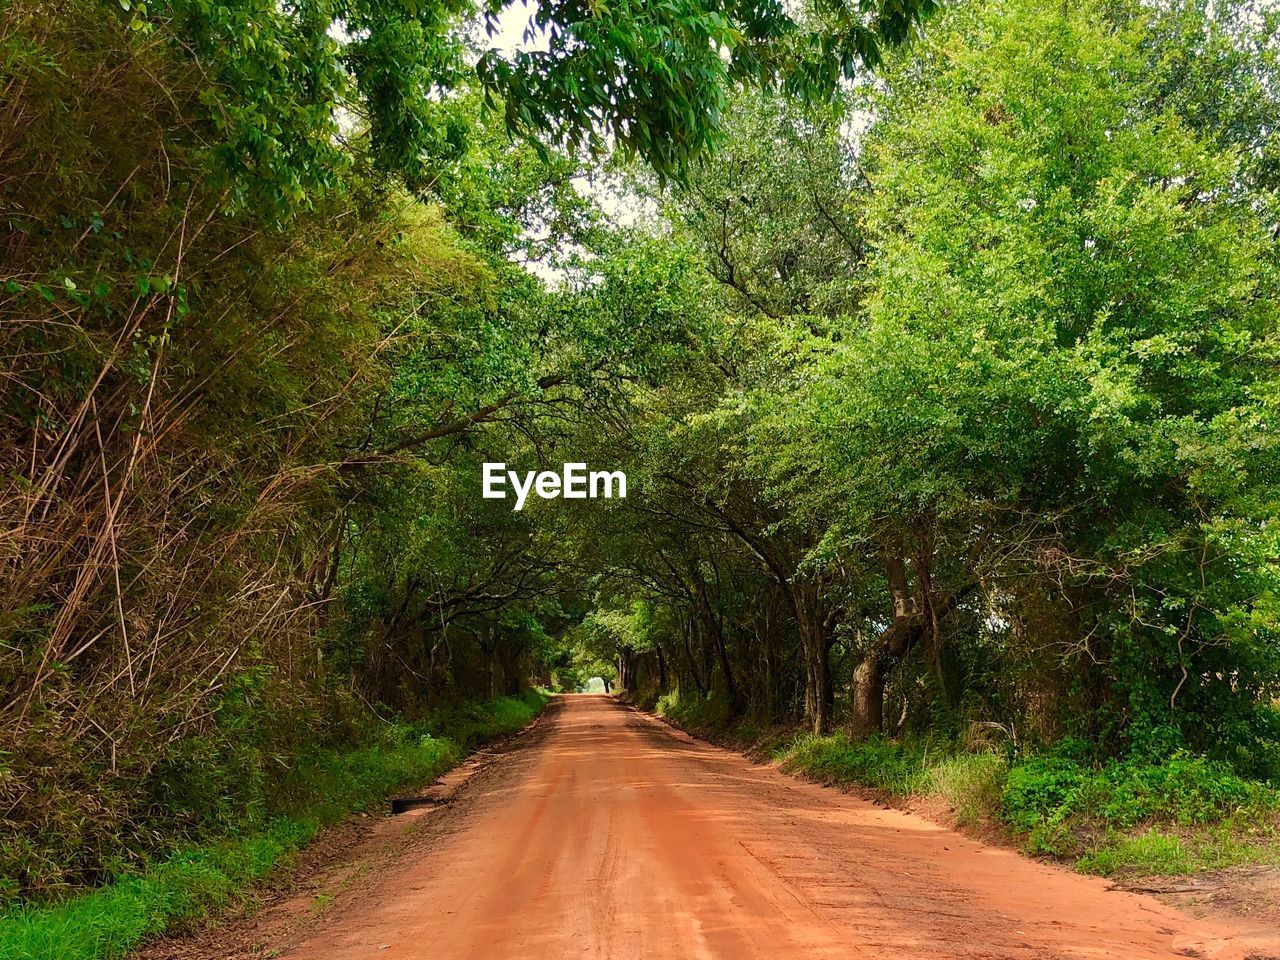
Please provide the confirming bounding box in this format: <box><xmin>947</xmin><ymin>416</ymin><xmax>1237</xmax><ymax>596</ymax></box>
<box><xmin>0</xmin><ymin>691</ymin><xmax>548</xmax><ymax>960</ymax></box>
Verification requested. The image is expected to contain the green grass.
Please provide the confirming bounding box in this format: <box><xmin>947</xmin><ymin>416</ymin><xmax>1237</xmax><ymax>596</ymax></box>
<box><xmin>0</xmin><ymin>691</ymin><xmax>549</xmax><ymax>960</ymax></box>
<box><xmin>783</xmin><ymin>736</ymin><xmax>1280</xmax><ymax>875</ymax></box>
<box><xmin>782</xmin><ymin>733</ymin><xmax>931</xmax><ymax>793</ymax></box>
<box><xmin>1003</xmin><ymin>750</ymin><xmax>1280</xmax><ymax>874</ymax></box>
<box><xmin>779</xmin><ymin>733</ymin><xmax>1007</xmax><ymax>826</ymax></box>
<box><xmin>1075</xmin><ymin>827</ymin><xmax>1280</xmax><ymax>876</ymax></box>
<box><xmin>418</xmin><ymin>691</ymin><xmax>551</xmax><ymax>751</ymax></box>
<box><xmin>655</xmin><ymin>689</ymin><xmax>734</xmax><ymax>730</ymax></box>
<box><xmin>925</xmin><ymin>752</ymin><xmax>1008</xmax><ymax>827</ymax></box>
<box><xmin>779</xmin><ymin>734</ymin><xmax>1280</xmax><ymax>875</ymax></box>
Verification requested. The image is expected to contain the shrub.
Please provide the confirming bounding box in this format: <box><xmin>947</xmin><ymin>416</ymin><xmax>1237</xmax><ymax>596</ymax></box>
<box><xmin>417</xmin><ymin>692</ymin><xmax>548</xmax><ymax>751</ymax></box>
<box><xmin>782</xmin><ymin>734</ymin><xmax>928</xmax><ymax>794</ymax></box>
<box><xmin>999</xmin><ymin>748</ymin><xmax>1280</xmax><ymax>868</ymax></box>
<box><xmin>655</xmin><ymin>690</ymin><xmax>733</xmax><ymax>730</ymax></box>
<box><xmin>1091</xmin><ymin>753</ymin><xmax>1264</xmax><ymax>827</ymax></box>
<box><xmin>655</xmin><ymin>691</ymin><xmax>680</xmax><ymax>717</ymax></box>
<box><xmin>1003</xmin><ymin>751</ymin><xmax>1275</xmax><ymax>834</ymax></box>
<box><xmin>1001</xmin><ymin>757</ymin><xmax>1087</xmax><ymax>830</ymax></box>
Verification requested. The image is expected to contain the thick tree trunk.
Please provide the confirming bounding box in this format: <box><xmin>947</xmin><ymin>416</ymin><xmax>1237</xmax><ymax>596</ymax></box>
<box><xmin>849</xmin><ymin>550</ymin><xmax>975</xmax><ymax>736</ymax></box>
<box><xmin>850</xmin><ymin>655</ymin><xmax>885</xmax><ymax>738</ymax></box>
<box><xmin>850</xmin><ymin>616</ymin><xmax>927</xmax><ymax>737</ymax></box>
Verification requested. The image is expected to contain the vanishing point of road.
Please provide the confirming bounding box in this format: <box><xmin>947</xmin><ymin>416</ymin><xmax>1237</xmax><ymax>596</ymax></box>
<box><xmin>283</xmin><ymin>695</ymin><xmax>1277</xmax><ymax>960</ymax></box>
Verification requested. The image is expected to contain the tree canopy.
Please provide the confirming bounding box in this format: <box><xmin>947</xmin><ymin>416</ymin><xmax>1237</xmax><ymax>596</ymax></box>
<box><xmin>3</xmin><ymin>0</ymin><xmax>1280</xmax><ymax>909</ymax></box>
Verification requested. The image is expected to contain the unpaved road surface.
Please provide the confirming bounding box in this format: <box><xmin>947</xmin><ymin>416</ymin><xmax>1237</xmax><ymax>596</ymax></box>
<box><xmin>286</xmin><ymin>695</ymin><xmax>1278</xmax><ymax>960</ymax></box>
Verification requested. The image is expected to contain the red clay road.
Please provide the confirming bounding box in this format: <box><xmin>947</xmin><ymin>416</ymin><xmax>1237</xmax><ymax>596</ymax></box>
<box><xmin>287</xmin><ymin>694</ymin><xmax>1279</xmax><ymax>959</ymax></box>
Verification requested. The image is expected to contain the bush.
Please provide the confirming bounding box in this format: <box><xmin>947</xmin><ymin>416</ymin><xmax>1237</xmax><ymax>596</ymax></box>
<box><xmin>1003</xmin><ymin>751</ymin><xmax>1275</xmax><ymax>835</ymax></box>
<box><xmin>999</xmin><ymin>748</ymin><xmax>1280</xmax><ymax>869</ymax></box>
<box><xmin>655</xmin><ymin>690</ymin><xmax>733</xmax><ymax>730</ymax></box>
<box><xmin>1001</xmin><ymin>757</ymin><xmax>1087</xmax><ymax>830</ymax></box>
<box><xmin>416</xmin><ymin>691</ymin><xmax>548</xmax><ymax>751</ymax></box>
<box><xmin>1091</xmin><ymin>753</ymin><xmax>1264</xmax><ymax>827</ymax></box>
<box><xmin>654</xmin><ymin>691</ymin><xmax>680</xmax><ymax>717</ymax></box>
<box><xmin>782</xmin><ymin>734</ymin><xmax>929</xmax><ymax>794</ymax></box>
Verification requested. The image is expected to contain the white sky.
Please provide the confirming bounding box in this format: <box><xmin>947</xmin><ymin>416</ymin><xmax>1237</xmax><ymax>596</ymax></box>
<box><xmin>486</xmin><ymin>1</ymin><xmax>549</xmax><ymax>56</ymax></box>
<box><xmin>481</xmin><ymin>2</ymin><xmax>656</xmax><ymax>286</ymax></box>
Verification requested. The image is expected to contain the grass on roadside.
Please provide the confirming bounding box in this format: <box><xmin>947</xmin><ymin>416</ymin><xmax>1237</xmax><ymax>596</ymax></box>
<box><xmin>658</xmin><ymin>689</ymin><xmax>1280</xmax><ymax>878</ymax></box>
<box><xmin>1075</xmin><ymin>827</ymin><xmax>1280</xmax><ymax>875</ymax></box>
<box><xmin>782</xmin><ymin>735</ymin><xmax>1280</xmax><ymax>874</ymax></box>
<box><xmin>781</xmin><ymin>732</ymin><xmax>1007</xmax><ymax>827</ymax></box>
<box><xmin>0</xmin><ymin>691</ymin><xmax>549</xmax><ymax>960</ymax></box>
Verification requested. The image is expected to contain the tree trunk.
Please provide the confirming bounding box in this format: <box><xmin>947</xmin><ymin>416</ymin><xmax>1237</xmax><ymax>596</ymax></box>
<box><xmin>850</xmin><ymin>654</ymin><xmax>885</xmax><ymax>738</ymax></box>
<box><xmin>848</xmin><ymin>550</ymin><xmax>976</xmax><ymax>736</ymax></box>
<box><xmin>850</xmin><ymin>617</ymin><xmax>928</xmax><ymax>737</ymax></box>
<box><xmin>848</xmin><ymin>551</ymin><xmax>916</xmax><ymax>736</ymax></box>
<box><xmin>710</xmin><ymin>618</ymin><xmax>740</xmax><ymax>714</ymax></box>
<box><xmin>802</xmin><ymin>647</ymin><xmax>830</xmax><ymax>734</ymax></box>
<box><xmin>617</xmin><ymin>652</ymin><xmax>627</xmax><ymax>693</ymax></box>
<box><xmin>683</xmin><ymin>615</ymin><xmax>707</xmax><ymax>694</ymax></box>
<box><xmin>791</xmin><ymin>578</ymin><xmax>835</xmax><ymax>734</ymax></box>
<box><xmin>798</xmin><ymin>610</ymin><xmax>832</xmax><ymax>734</ymax></box>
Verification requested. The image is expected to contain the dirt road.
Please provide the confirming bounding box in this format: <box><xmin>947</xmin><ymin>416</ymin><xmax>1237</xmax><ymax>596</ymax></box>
<box><xmin>286</xmin><ymin>695</ymin><xmax>1277</xmax><ymax>960</ymax></box>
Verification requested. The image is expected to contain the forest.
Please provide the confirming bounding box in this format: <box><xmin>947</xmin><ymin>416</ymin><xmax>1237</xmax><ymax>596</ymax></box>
<box><xmin>3</xmin><ymin>0</ymin><xmax>1280</xmax><ymax>951</ymax></box>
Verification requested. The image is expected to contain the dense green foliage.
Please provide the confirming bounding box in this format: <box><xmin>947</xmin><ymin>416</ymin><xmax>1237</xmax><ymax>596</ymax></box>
<box><xmin>0</xmin><ymin>0</ymin><xmax>929</xmax><ymax>919</ymax></box>
<box><xmin>3</xmin><ymin>0</ymin><xmax>1280</xmax><ymax>941</ymax></box>
<box><xmin>567</xmin><ymin>0</ymin><xmax>1280</xmax><ymax>872</ymax></box>
<box><xmin>585</xmin><ymin>0</ymin><xmax>1280</xmax><ymax>756</ymax></box>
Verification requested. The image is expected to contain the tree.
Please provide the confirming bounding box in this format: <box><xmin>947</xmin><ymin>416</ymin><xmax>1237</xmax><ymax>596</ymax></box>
<box><xmin>807</xmin><ymin>0</ymin><xmax>1280</xmax><ymax>746</ymax></box>
<box><xmin>126</xmin><ymin>0</ymin><xmax>938</xmax><ymax>215</ymax></box>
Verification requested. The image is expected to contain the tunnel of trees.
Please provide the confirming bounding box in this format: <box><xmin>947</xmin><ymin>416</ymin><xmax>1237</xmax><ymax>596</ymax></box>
<box><xmin>3</xmin><ymin>0</ymin><xmax>1280</xmax><ymax>907</ymax></box>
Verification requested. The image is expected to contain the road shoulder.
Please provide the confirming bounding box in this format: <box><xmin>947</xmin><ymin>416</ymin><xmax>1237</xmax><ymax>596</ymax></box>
<box><xmin>130</xmin><ymin>699</ymin><xmax>561</xmax><ymax>960</ymax></box>
<box><xmin>633</xmin><ymin>699</ymin><xmax>1280</xmax><ymax>942</ymax></box>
